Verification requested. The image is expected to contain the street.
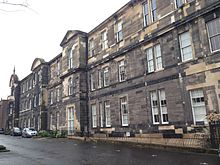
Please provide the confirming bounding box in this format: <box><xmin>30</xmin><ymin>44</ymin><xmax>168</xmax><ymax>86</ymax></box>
<box><xmin>0</xmin><ymin>135</ymin><xmax>219</xmax><ymax>165</ymax></box>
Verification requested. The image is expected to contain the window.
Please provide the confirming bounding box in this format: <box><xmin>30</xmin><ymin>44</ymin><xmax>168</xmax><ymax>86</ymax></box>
<box><xmin>56</xmin><ymin>88</ymin><xmax>60</xmax><ymax>102</ymax></box>
<box><xmin>38</xmin><ymin>115</ymin><xmax>41</xmax><ymax>131</ymax></box>
<box><xmin>146</xmin><ymin>44</ymin><xmax>162</xmax><ymax>73</ymax></box>
<box><xmin>101</xmin><ymin>31</ymin><xmax>108</xmax><ymax>50</ymax></box>
<box><xmin>104</xmin><ymin>101</ymin><xmax>111</xmax><ymax>127</ymax></box>
<box><xmin>190</xmin><ymin>89</ymin><xmax>207</xmax><ymax>125</ymax></box>
<box><xmin>57</xmin><ymin>60</ymin><xmax>61</xmax><ymax>75</ymax></box>
<box><xmin>67</xmin><ymin>107</ymin><xmax>74</xmax><ymax>135</ymax></box>
<box><xmin>28</xmin><ymin>99</ymin><xmax>32</xmax><ymax>110</ymax></box>
<box><xmin>99</xmin><ymin>102</ymin><xmax>104</xmax><ymax>127</ymax></box>
<box><xmin>50</xmin><ymin>114</ymin><xmax>53</xmax><ymax>130</ymax></box>
<box><xmin>116</xmin><ymin>21</ymin><xmax>123</xmax><ymax>42</ymax></box>
<box><xmin>175</xmin><ymin>0</ymin><xmax>185</xmax><ymax>8</ymax></box>
<box><xmin>68</xmin><ymin>77</ymin><xmax>73</xmax><ymax>96</ymax></box>
<box><xmin>90</xmin><ymin>73</ymin><xmax>95</xmax><ymax>91</ymax></box>
<box><xmin>207</xmin><ymin>18</ymin><xmax>220</xmax><ymax>52</ymax></box>
<box><xmin>150</xmin><ymin>89</ymin><xmax>168</xmax><ymax>124</ymax></box>
<box><xmin>50</xmin><ymin>91</ymin><xmax>53</xmax><ymax>105</ymax></box>
<box><xmin>68</xmin><ymin>48</ymin><xmax>73</xmax><ymax>69</ymax></box>
<box><xmin>120</xmin><ymin>97</ymin><xmax>129</xmax><ymax>126</ymax></box>
<box><xmin>159</xmin><ymin>90</ymin><xmax>168</xmax><ymax>124</ymax></box>
<box><xmin>34</xmin><ymin>95</ymin><xmax>37</xmax><ymax>107</ymax></box>
<box><xmin>143</xmin><ymin>0</ymin><xmax>157</xmax><ymax>27</ymax></box>
<box><xmin>118</xmin><ymin>60</ymin><xmax>126</xmax><ymax>82</ymax></box>
<box><xmin>143</xmin><ymin>2</ymin><xmax>149</xmax><ymax>27</ymax></box>
<box><xmin>56</xmin><ymin>112</ymin><xmax>60</xmax><ymax>130</ymax></box>
<box><xmin>151</xmin><ymin>0</ymin><xmax>157</xmax><ymax>22</ymax></box>
<box><xmin>89</xmin><ymin>38</ymin><xmax>95</xmax><ymax>57</ymax></box>
<box><xmin>92</xmin><ymin>104</ymin><xmax>97</xmax><ymax>128</ymax></box>
<box><xmin>38</xmin><ymin>93</ymin><xmax>41</xmax><ymax>106</ymax></box>
<box><xmin>98</xmin><ymin>70</ymin><xmax>103</xmax><ymax>88</ymax></box>
<box><xmin>179</xmin><ymin>31</ymin><xmax>193</xmax><ymax>62</ymax></box>
<box><xmin>103</xmin><ymin>67</ymin><xmax>109</xmax><ymax>87</ymax></box>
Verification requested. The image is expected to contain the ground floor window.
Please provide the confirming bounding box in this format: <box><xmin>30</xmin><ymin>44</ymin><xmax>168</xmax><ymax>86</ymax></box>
<box><xmin>91</xmin><ymin>104</ymin><xmax>97</xmax><ymax>128</ymax></box>
<box><xmin>67</xmin><ymin>107</ymin><xmax>74</xmax><ymax>135</ymax></box>
<box><xmin>99</xmin><ymin>102</ymin><xmax>104</xmax><ymax>127</ymax></box>
<box><xmin>104</xmin><ymin>101</ymin><xmax>111</xmax><ymax>127</ymax></box>
<box><xmin>190</xmin><ymin>89</ymin><xmax>207</xmax><ymax>125</ymax></box>
<box><xmin>38</xmin><ymin>115</ymin><xmax>41</xmax><ymax>131</ymax></box>
<box><xmin>120</xmin><ymin>97</ymin><xmax>129</xmax><ymax>126</ymax></box>
<box><xmin>150</xmin><ymin>89</ymin><xmax>168</xmax><ymax>124</ymax></box>
<box><xmin>56</xmin><ymin>112</ymin><xmax>60</xmax><ymax>130</ymax></box>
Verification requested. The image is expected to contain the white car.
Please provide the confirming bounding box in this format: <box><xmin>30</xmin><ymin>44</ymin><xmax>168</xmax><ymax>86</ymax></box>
<box><xmin>22</xmin><ymin>128</ymin><xmax>37</xmax><ymax>138</ymax></box>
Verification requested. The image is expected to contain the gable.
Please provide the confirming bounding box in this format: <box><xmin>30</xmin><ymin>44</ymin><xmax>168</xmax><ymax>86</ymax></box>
<box><xmin>31</xmin><ymin>58</ymin><xmax>45</xmax><ymax>71</ymax></box>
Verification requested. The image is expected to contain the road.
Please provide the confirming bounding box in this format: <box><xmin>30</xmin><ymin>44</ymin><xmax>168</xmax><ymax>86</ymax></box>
<box><xmin>0</xmin><ymin>134</ymin><xmax>219</xmax><ymax>165</ymax></box>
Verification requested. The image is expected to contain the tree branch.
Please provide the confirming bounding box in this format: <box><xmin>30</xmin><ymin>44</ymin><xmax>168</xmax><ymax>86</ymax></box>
<box><xmin>0</xmin><ymin>0</ymin><xmax>29</xmax><ymax>8</ymax></box>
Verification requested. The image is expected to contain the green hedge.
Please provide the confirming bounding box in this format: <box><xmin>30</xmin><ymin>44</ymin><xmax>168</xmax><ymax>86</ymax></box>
<box><xmin>38</xmin><ymin>130</ymin><xmax>67</xmax><ymax>138</ymax></box>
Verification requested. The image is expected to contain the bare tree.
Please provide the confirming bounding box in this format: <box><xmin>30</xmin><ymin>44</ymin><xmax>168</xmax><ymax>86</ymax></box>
<box><xmin>0</xmin><ymin>0</ymin><xmax>30</xmax><ymax>12</ymax></box>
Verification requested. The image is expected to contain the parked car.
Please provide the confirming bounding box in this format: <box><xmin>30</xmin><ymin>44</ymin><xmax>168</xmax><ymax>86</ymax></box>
<box><xmin>0</xmin><ymin>128</ymin><xmax>4</xmax><ymax>134</ymax></box>
<box><xmin>10</xmin><ymin>127</ymin><xmax>22</xmax><ymax>136</ymax></box>
<box><xmin>22</xmin><ymin>128</ymin><xmax>37</xmax><ymax>138</ymax></box>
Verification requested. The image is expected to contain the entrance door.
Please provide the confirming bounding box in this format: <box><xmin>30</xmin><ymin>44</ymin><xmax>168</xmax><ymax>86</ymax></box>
<box><xmin>68</xmin><ymin>107</ymin><xmax>74</xmax><ymax>135</ymax></box>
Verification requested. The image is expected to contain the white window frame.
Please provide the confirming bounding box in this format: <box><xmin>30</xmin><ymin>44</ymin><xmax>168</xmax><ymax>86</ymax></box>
<box><xmin>68</xmin><ymin>48</ymin><xmax>73</xmax><ymax>69</ymax></box>
<box><xmin>150</xmin><ymin>91</ymin><xmax>160</xmax><ymax>124</ymax></box>
<box><xmin>175</xmin><ymin>0</ymin><xmax>185</xmax><ymax>8</ymax></box>
<box><xmin>150</xmin><ymin>89</ymin><xmax>168</xmax><ymax>125</ymax></box>
<box><xmin>116</xmin><ymin>21</ymin><xmax>123</xmax><ymax>42</ymax></box>
<box><xmin>50</xmin><ymin>114</ymin><xmax>53</xmax><ymax>130</ymax></box>
<box><xmin>90</xmin><ymin>73</ymin><xmax>95</xmax><ymax>91</ymax></box>
<box><xmin>56</xmin><ymin>112</ymin><xmax>60</xmax><ymax>130</ymax></box>
<box><xmin>206</xmin><ymin>18</ymin><xmax>220</xmax><ymax>53</ymax></box>
<box><xmin>38</xmin><ymin>93</ymin><xmax>41</xmax><ymax>106</ymax></box>
<box><xmin>91</xmin><ymin>104</ymin><xmax>97</xmax><ymax>128</ymax></box>
<box><xmin>38</xmin><ymin>115</ymin><xmax>41</xmax><ymax>131</ymax></box>
<box><xmin>103</xmin><ymin>67</ymin><xmax>109</xmax><ymax>87</ymax></box>
<box><xmin>67</xmin><ymin>106</ymin><xmax>74</xmax><ymax>135</ymax></box>
<box><xmin>98</xmin><ymin>70</ymin><xmax>103</xmax><ymax>89</ymax></box>
<box><xmin>105</xmin><ymin>101</ymin><xmax>111</xmax><ymax>127</ymax></box>
<box><xmin>56</xmin><ymin>88</ymin><xmax>60</xmax><ymax>102</ymax></box>
<box><xmin>179</xmin><ymin>31</ymin><xmax>193</xmax><ymax>62</ymax></box>
<box><xmin>190</xmin><ymin>89</ymin><xmax>207</xmax><ymax>125</ymax></box>
<box><xmin>120</xmin><ymin>97</ymin><xmax>129</xmax><ymax>126</ymax></box>
<box><xmin>89</xmin><ymin>38</ymin><xmax>95</xmax><ymax>57</ymax></box>
<box><xmin>119</xmin><ymin>60</ymin><xmax>126</xmax><ymax>82</ymax></box>
<box><xmin>57</xmin><ymin>60</ymin><xmax>61</xmax><ymax>76</ymax></box>
<box><xmin>50</xmin><ymin>91</ymin><xmax>53</xmax><ymax>105</ymax></box>
<box><xmin>158</xmin><ymin>89</ymin><xmax>168</xmax><ymax>124</ymax></box>
<box><xmin>101</xmin><ymin>31</ymin><xmax>108</xmax><ymax>50</ymax></box>
<box><xmin>34</xmin><ymin>95</ymin><xmax>37</xmax><ymax>107</ymax></box>
<box><xmin>99</xmin><ymin>102</ymin><xmax>104</xmax><ymax>128</ymax></box>
<box><xmin>146</xmin><ymin>44</ymin><xmax>163</xmax><ymax>73</ymax></box>
<box><xmin>68</xmin><ymin>77</ymin><xmax>73</xmax><ymax>96</ymax></box>
<box><xmin>143</xmin><ymin>0</ymin><xmax>157</xmax><ymax>27</ymax></box>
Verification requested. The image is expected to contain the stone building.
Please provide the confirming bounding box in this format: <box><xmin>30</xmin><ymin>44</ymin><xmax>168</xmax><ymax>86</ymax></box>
<box><xmin>19</xmin><ymin>58</ymin><xmax>48</xmax><ymax>131</ymax></box>
<box><xmin>0</xmin><ymin>99</ymin><xmax>9</xmax><ymax>130</ymax></box>
<box><xmin>3</xmin><ymin>0</ymin><xmax>220</xmax><ymax>136</ymax></box>
<box><xmin>47</xmin><ymin>31</ymin><xmax>88</xmax><ymax>135</ymax></box>
<box><xmin>87</xmin><ymin>0</ymin><xmax>220</xmax><ymax>135</ymax></box>
<box><xmin>7</xmin><ymin>68</ymin><xmax>20</xmax><ymax>130</ymax></box>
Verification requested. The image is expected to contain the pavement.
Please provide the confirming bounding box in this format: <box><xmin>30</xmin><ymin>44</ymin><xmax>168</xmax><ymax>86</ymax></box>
<box><xmin>0</xmin><ymin>134</ymin><xmax>220</xmax><ymax>165</ymax></box>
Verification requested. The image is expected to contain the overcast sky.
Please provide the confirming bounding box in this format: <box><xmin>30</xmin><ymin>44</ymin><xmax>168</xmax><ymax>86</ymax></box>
<box><xmin>0</xmin><ymin>0</ymin><xmax>129</xmax><ymax>99</ymax></box>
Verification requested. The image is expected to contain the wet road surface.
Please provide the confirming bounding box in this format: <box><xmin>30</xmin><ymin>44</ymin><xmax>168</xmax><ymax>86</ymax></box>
<box><xmin>0</xmin><ymin>134</ymin><xmax>219</xmax><ymax>165</ymax></box>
